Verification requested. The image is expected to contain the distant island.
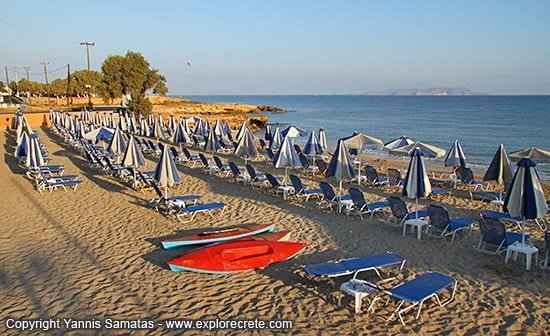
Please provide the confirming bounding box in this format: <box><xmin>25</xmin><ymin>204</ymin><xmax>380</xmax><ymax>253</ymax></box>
<box><xmin>365</xmin><ymin>87</ymin><xmax>488</xmax><ymax>96</ymax></box>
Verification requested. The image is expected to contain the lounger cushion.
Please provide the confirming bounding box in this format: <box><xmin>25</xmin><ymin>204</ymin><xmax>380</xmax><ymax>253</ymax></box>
<box><xmin>181</xmin><ymin>202</ymin><xmax>226</xmax><ymax>213</ymax></box>
<box><xmin>449</xmin><ymin>218</ymin><xmax>474</xmax><ymax>231</ymax></box>
<box><xmin>303</xmin><ymin>253</ymin><xmax>404</xmax><ymax>278</ymax></box>
<box><xmin>404</xmin><ymin>210</ymin><xmax>428</xmax><ymax>220</ymax></box>
<box><xmin>303</xmin><ymin>188</ymin><xmax>322</xmax><ymax>195</ymax></box>
<box><xmin>368</xmin><ymin>201</ymin><xmax>390</xmax><ymax>210</ymax></box>
<box><xmin>391</xmin><ymin>272</ymin><xmax>455</xmax><ymax>303</ymax></box>
<box><xmin>432</xmin><ymin>189</ymin><xmax>450</xmax><ymax>196</ymax></box>
<box><xmin>505</xmin><ymin>232</ymin><xmax>527</xmax><ymax>246</ymax></box>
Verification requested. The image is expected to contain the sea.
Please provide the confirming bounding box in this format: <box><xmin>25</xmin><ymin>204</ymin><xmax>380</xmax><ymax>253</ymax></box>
<box><xmin>181</xmin><ymin>95</ymin><xmax>550</xmax><ymax>181</ymax></box>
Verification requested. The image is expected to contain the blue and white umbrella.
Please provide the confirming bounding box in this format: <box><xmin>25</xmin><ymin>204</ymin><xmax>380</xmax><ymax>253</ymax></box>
<box><xmin>236</xmin><ymin>122</ymin><xmax>252</xmax><ymax>142</ymax></box>
<box><xmin>484</xmin><ymin>144</ymin><xmax>513</xmax><ymax>200</ymax></box>
<box><xmin>83</xmin><ymin>127</ymin><xmax>114</xmax><ymax>142</ymax></box>
<box><xmin>303</xmin><ymin>130</ymin><xmax>323</xmax><ymax>156</ymax></box>
<box><xmin>444</xmin><ymin>140</ymin><xmax>467</xmax><ymax>168</ymax></box>
<box><xmin>273</xmin><ymin>135</ymin><xmax>302</xmax><ymax>180</ymax></box>
<box><xmin>108</xmin><ymin>126</ymin><xmax>128</xmax><ymax>158</ymax></box>
<box><xmin>340</xmin><ymin>132</ymin><xmax>384</xmax><ymax>184</ymax></box>
<box><xmin>402</xmin><ymin>147</ymin><xmax>432</xmax><ymax>218</ymax></box>
<box><xmin>509</xmin><ymin>147</ymin><xmax>550</xmax><ymax>164</ymax></box>
<box><xmin>122</xmin><ymin>135</ymin><xmax>147</xmax><ymax>189</ymax></box>
<box><xmin>15</xmin><ymin>132</ymin><xmax>30</xmax><ymax>161</ymax></box>
<box><xmin>264</xmin><ymin>125</ymin><xmax>273</xmax><ymax>141</ymax></box>
<box><xmin>172</xmin><ymin>122</ymin><xmax>192</xmax><ymax>145</ymax></box>
<box><xmin>326</xmin><ymin>140</ymin><xmax>356</xmax><ymax>194</ymax></box>
<box><xmin>26</xmin><ymin>136</ymin><xmax>44</xmax><ymax>169</ymax></box>
<box><xmin>214</xmin><ymin>120</ymin><xmax>227</xmax><ymax>140</ymax></box>
<box><xmin>281</xmin><ymin>125</ymin><xmax>308</xmax><ymax>138</ymax></box>
<box><xmin>140</xmin><ymin>118</ymin><xmax>150</xmax><ymax>137</ymax></box>
<box><xmin>234</xmin><ymin>127</ymin><xmax>259</xmax><ymax>162</ymax></box>
<box><xmin>504</xmin><ymin>158</ymin><xmax>547</xmax><ymax>244</ymax></box>
<box><xmin>319</xmin><ymin>128</ymin><xmax>328</xmax><ymax>152</ymax></box>
<box><xmin>223</xmin><ymin>120</ymin><xmax>233</xmax><ymax>141</ymax></box>
<box><xmin>384</xmin><ymin>136</ymin><xmax>415</xmax><ymax>150</ymax></box>
<box><xmin>390</xmin><ymin>141</ymin><xmax>446</xmax><ymax>159</ymax></box>
<box><xmin>154</xmin><ymin>144</ymin><xmax>181</xmax><ymax>198</ymax></box>
<box><xmin>204</xmin><ymin>125</ymin><xmax>222</xmax><ymax>153</ymax></box>
<box><xmin>269</xmin><ymin>127</ymin><xmax>283</xmax><ymax>151</ymax></box>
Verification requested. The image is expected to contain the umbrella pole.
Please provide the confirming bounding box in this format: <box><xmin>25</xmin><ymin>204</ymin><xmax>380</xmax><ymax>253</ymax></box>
<box><xmin>357</xmin><ymin>161</ymin><xmax>361</xmax><ymax>185</ymax></box>
<box><xmin>338</xmin><ymin>180</ymin><xmax>343</xmax><ymax>212</ymax></box>
<box><xmin>415</xmin><ymin>197</ymin><xmax>419</xmax><ymax>220</ymax></box>
<box><xmin>521</xmin><ymin>219</ymin><xmax>526</xmax><ymax>245</ymax></box>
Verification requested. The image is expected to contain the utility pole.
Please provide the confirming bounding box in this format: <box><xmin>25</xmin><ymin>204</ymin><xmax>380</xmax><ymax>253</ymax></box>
<box><xmin>23</xmin><ymin>66</ymin><xmax>31</xmax><ymax>81</ymax></box>
<box><xmin>66</xmin><ymin>64</ymin><xmax>71</xmax><ymax>106</ymax></box>
<box><xmin>80</xmin><ymin>41</ymin><xmax>95</xmax><ymax>71</ymax></box>
<box><xmin>40</xmin><ymin>61</ymin><xmax>50</xmax><ymax>104</ymax></box>
<box><xmin>12</xmin><ymin>67</ymin><xmax>19</xmax><ymax>96</ymax></box>
<box><xmin>5</xmin><ymin>66</ymin><xmax>9</xmax><ymax>90</ymax></box>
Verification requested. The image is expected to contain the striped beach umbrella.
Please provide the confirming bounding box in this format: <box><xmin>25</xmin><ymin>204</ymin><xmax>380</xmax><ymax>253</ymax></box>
<box><xmin>236</xmin><ymin>122</ymin><xmax>252</xmax><ymax>142</ymax></box>
<box><xmin>341</xmin><ymin>132</ymin><xmax>384</xmax><ymax>150</ymax></box>
<box><xmin>282</xmin><ymin>125</ymin><xmax>308</xmax><ymax>138</ymax></box>
<box><xmin>326</xmin><ymin>140</ymin><xmax>356</xmax><ymax>194</ymax></box>
<box><xmin>223</xmin><ymin>120</ymin><xmax>233</xmax><ymax>141</ymax></box>
<box><xmin>172</xmin><ymin>122</ymin><xmax>190</xmax><ymax>144</ymax></box>
<box><xmin>390</xmin><ymin>141</ymin><xmax>446</xmax><ymax>158</ymax></box>
<box><xmin>15</xmin><ymin>132</ymin><xmax>30</xmax><ymax>161</ymax></box>
<box><xmin>123</xmin><ymin>135</ymin><xmax>147</xmax><ymax>188</ymax></box>
<box><xmin>273</xmin><ymin>135</ymin><xmax>302</xmax><ymax>180</ymax></box>
<box><xmin>509</xmin><ymin>147</ymin><xmax>550</xmax><ymax>164</ymax></box>
<box><xmin>26</xmin><ymin>136</ymin><xmax>44</xmax><ymax>169</ymax></box>
<box><xmin>303</xmin><ymin>130</ymin><xmax>323</xmax><ymax>156</ymax></box>
<box><xmin>504</xmin><ymin>158</ymin><xmax>547</xmax><ymax>244</ymax></box>
<box><xmin>108</xmin><ymin>126</ymin><xmax>128</xmax><ymax>158</ymax></box>
<box><xmin>83</xmin><ymin>127</ymin><xmax>114</xmax><ymax>142</ymax></box>
<box><xmin>154</xmin><ymin>144</ymin><xmax>181</xmax><ymax>198</ymax></box>
<box><xmin>234</xmin><ymin>127</ymin><xmax>259</xmax><ymax>162</ymax></box>
<box><xmin>204</xmin><ymin>125</ymin><xmax>222</xmax><ymax>153</ymax></box>
<box><xmin>484</xmin><ymin>144</ymin><xmax>513</xmax><ymax>200</ymax></box>
<box><xmin>269</xmin><ymin>127</ymin><xmax>283</xmax><ymax>151</ymax></box>
<box><xmin>140</xmin><ymin>118</ymin><xmax>150</xmax><ymax>137</ymax></box>
<box><xmin>402</xmin><ymin>148</ymin><xmax>432</xmax><ymax>218</ymax></box>
<box><xmin>214</xmin><ymin>120</ymin><xmax>226</xmax><ymax>140</ymax></box>
<box><xmin>319</xmin><ymin>128</ymin><xmax>328</xmax><ymax>152</ymax></box>
<box><xmin>264</xmin><ymin>125</ymin><xmax>273</xmax><ymax>141</ymax></box>
<box><xmin>444</xmin><ymin>140</ymin><xmax>467</xmax><ymax>168</ymax></box>
<box><xmin>384</xmin><ymin>136</ymin><xmax>415</xmax><ymax>150</ymax></box>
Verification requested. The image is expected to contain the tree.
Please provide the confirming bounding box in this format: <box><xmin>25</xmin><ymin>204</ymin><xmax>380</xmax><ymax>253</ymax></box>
<box><xmin>49</xmin><ymin>78</ymin><xmax>66</xmax><ymax>97</ymax></box>
<box><xmin>71</xmin><ymin>70</ymin><xmax>104</xmax><ymax>97</ymax></box>
<box><xmin>101</xmin><ymin>50</ymin><xmax>167</xmax><ymax>114</ymax></box>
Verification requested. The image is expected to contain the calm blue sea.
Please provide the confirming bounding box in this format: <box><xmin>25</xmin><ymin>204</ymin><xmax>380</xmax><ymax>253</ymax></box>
<box><xmin>182</xmin><ymin>95</ymin><xmax>550</xmax><ymax>180</ymax></box>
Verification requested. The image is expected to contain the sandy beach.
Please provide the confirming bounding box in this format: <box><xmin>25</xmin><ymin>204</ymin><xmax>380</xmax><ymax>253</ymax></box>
<box><xmin>0</xmin><ymin>126</ymin><xmax>549</xmax><ymax>336</ymax></box>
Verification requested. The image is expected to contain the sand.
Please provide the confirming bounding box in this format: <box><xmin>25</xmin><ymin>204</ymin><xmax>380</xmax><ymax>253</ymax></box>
<box><xmin>0</xmin><ymin>128</ymin><xmax>549</xmax><ymax>335</ymax></box>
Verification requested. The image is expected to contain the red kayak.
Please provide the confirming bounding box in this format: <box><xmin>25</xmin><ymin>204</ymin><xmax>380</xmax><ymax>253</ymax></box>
<box><xmin>161</xmin><ymin>223</ymin><xmax>275</xmax><ymax>249</ymax></box>
<box><xmin>168</xmin><ymin>240</ymin><xmax>307</xmax><ymax>274</ymax></box>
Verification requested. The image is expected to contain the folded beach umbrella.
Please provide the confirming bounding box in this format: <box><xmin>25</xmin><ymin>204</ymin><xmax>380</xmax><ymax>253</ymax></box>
<box><xmin>214</xmin><ymin>120</ymin><xmax>226</xmax><ymax>139</ymax></box>
<box><xmin>269</xmin><ymin>127</ymin><xmax>283</xmax><ymax>151</ymax></box>
<box><xmin>234</xmin><ymin>127</ymin><xmax>259</xmax><ymax>161</ymax></box>
<box><xmin>140</xmin><ymin>118</ymin><xmax>150</xmax><ymax>137</ymax></box>
<box><xmin>303</xmin><ymin>130</ymin><xmax>323</xmax><ymax>156</ymax></box>
<box><xmin>119</xmin><ymin>113</ymin><xmax>127</xmax><ymax>131</ymax></box>
<box><xmin>264</xmin><ymin>125</ymin><xmax>273</xmax><ymax>141</ymax></box>
<box><xmin>281</xmin><ymin>125</ymin><xmax>308</xmax><ymax>138</ymax></box>
<box><xmin>484</xmin><ymin>144</ymin><xmax>513</xmax><ymax>191</ymax></box>
<box><xmin>509</xmin><ymin>147</ymin><xmax>550</xmax><ymax>164</ymax></box>
<box><xmin>504</xmin><ymin>158</ymin><xmax>547</xmax><ymax>244</ymax></box>
<box><xmin>444</xmin><ymin>140</ymin><xmax>467</xmax><ymax>168</ymax></box>
<box><xmin>157</xmin><ymin>115</ymin><xmax>165</xmax><ymax>129</ymax></box>
<box><xmin>168</xmin><ymin>115</ymin><xmax>177</xmax><ymax>135</ymax></box>
<box><xmin>236</xmin><ymin>122</ymin><xmax>252</xmax><ymax>142</ymax></box>
<box><xmin>273</xmin><ymin>135</ymin><xmax>302</xmax><ymax>179</ymax></box>
<box><xmin>402</xmin><ymin>147</ymin><xmax>432</xmax><ymax>219</ymax></box>
<box><xmin>26</xmin><ymin>136</ymin><xmax>45</xmax><ymax>169</ymax></box>
<box><xmin>108</xmin><ymin>126</ymin><xmax>128</xmax><ymax>158</ymax></box>
<box><xmin>83</xmin><ymin>127</ymin><xmax>114</xmax><ymax>142</ymax></box>
<box><xmin>384</xmin><ymin>136</ymin><xmax>415</xmax><ymax>150</ymax></box>
<box><xmin>183</xmin><ymin>118</ymin><xmax>192</xmax><ymax>135</ymax></box>
<box><xmin>193</xmin><ymin>119</ymin><xmax>205</xmax><ymax>136</ymax></box>
<box><xmin>204</xmin><ymin>125</ymin><xmax>222</xmax><ymax>153</ymax></box>
<box><xmin>222</xmin><ymin>120</ymin><xmax>233</xmax><ymax>141</ymax></box>
<box><xmin>172</xmin><ymin>122</ymin><xmax>190</xmax><ymax>144</ymax></box>
<box><xmin>390</xmin><ymin>141</ymin><xmax>446</xmax><ymax>159</ymax></box>
<box><xmin>326</xmin><ymin>140</ymin><xmax>356</xmax><ymax>194</ymax></box>
<box><xmin>109</xmin><ymin>113</ymin><xmax>116</xmax><ymax>129</ymax></box>
<box><xmin>15</xmin><ymin>131</ymin><xmax>30</xmax><ymax>161</ymax></box>
<box><xmin>154</xmin><ymin>144</ymin><xmax>181</xmax><ymax>198</ymax></box>
<box><xmin>122</xmin><ymin>135</ymin><xmax>147</xmax><ymax>188</ymax></box>
<box><xmin>341</xmin><ymin>132</ymin><xmax>384</xmax><ymax>151</ymax></box>
<box><xmin>319</xmin><ymin>128</ymin><xmax>328</xmax><ymax>151</ymax></box>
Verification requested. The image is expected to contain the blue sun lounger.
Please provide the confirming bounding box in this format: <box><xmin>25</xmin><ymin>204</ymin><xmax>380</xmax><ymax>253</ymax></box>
<box><xmin>367</xmin><ymin>272</ymin><xmax>457</xmax><ymax>325</ymax></box>
<box><xmin>302</xmin><ymin>253</ymin><xmax>405</xmax><ymax>281</ymax></box>
<box><xmin>39</xmin><ymin>178</ymin><xmax>83</xmax><ymax>193</ymax></box>
<box><xmin>176</xmin><ymin>202</ymin><xmax>227</xmax><ymax>223</ymax></box>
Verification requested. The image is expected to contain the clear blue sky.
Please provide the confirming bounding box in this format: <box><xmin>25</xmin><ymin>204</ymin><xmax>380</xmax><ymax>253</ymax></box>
<box><xmin>1</xmin><ymin>0</ymin><xmax>549</xmax><ymax>95</ymax></box>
